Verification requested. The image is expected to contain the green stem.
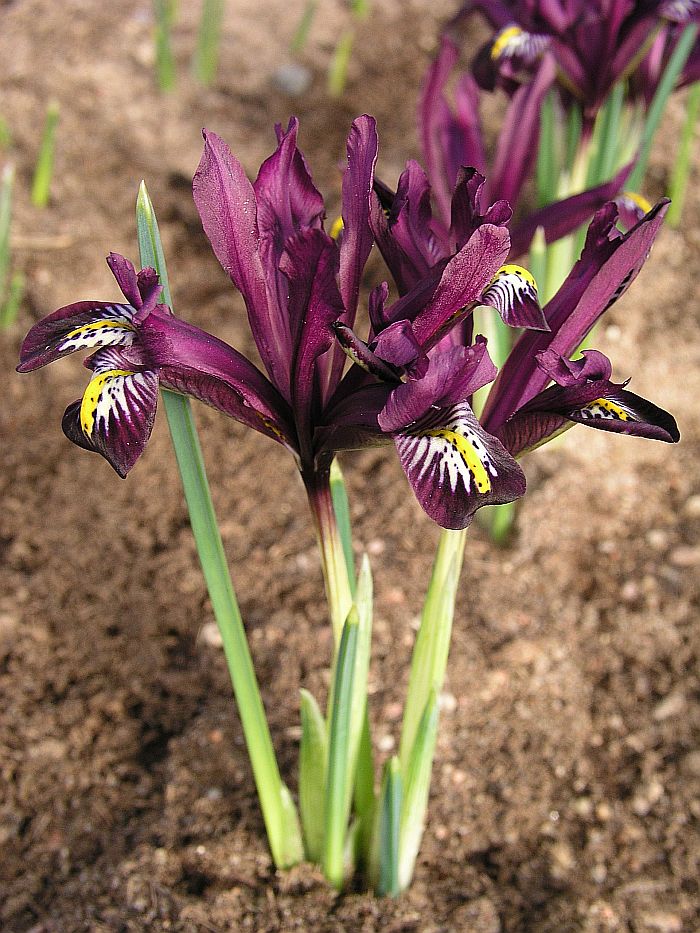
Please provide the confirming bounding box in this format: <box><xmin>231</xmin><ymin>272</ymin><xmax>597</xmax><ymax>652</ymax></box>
<box><xmin>136</xmin><ymin>182</ymin><xmax>302</xmax><ymax>868</ymax></box>
<box><xmin>192</xmin><ymin>0</ymin><xmax>225</xmax><ymax>86</ymax></box>
<box><xmin>627</xmin><ymin>23</ymin><xmax>699</xmax><ymax>192</ymax></box>
<box><xmin>31</xmin><ymin>100</ymin><xmax>59</xmax><ymax>209</ymax></box>
<box><xmin>304</xmin><ymin>467</ymin><xmax>354</xmax><ymax>646</ymax></box>
<box><xmin>667</xmin><ymin>82</ymin><xmax>700</xmax><ymax>228</ymax></box>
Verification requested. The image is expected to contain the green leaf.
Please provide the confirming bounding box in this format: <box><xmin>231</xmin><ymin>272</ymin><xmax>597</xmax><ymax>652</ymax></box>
<box><xmin>536</xmin><ymin>90</ymin><xmax>559</xmax><ymax>207</ymax></box>
<box><xmin>328</xmin><ymin>28</ymin><xmax>354</xmax><ymax>97</ymax></box>
<box><xmin>192</xmin><ymin>0</ymin><xmax>225</xmax><ymax>86</ymax></box>
<box><xmin>330</xmin><ymin>459</ymin><xmax>355</xmax><ymax>594</ymax></box>
<box><xmin>31</xmin><ymin>100</ymin><xmax>59</xmax><ymax>209</ymax></box>
<box><xmin>136</xmin><ymin>182</ymin><xmax>303</xmax><ymax>870</ymax></box>
<box><xmin>372</xmin><ymin>756</ymin><xmax>402</xmax><ymax>896</ymax></box>
<box><xmin>398</xmin><ymin>691</ymin><xmax>439</xmax><ymax>890</ymax></box>
<box><xmin>668</xmin><ymin>81</ymin><xmax>700</xmax><ymax>228</ymax></box>
<box><xmin>299</xmin><ymin>688</ymin><xmax>327</xmax><ymax>862</ymax></box>
<box><xmin>628</xmin><ymin>23</ymin><xmax>699</xmax><ymax>191</ymax></box>
<box><xmin>399</xmin><ymin>530</ymin><xmax>464</xmax><ymax>771</ymax></box>
<box><xmin>324</xmin><ymin>608</ymin><xmax>360</xmax><ymax>887</ymax></box>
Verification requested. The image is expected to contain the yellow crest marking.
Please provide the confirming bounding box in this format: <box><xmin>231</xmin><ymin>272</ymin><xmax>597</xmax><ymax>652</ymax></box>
<box><xmin>80</xmin><ymin>369</ymin><xmax>133</xmax><ymax>436</ymax></box>
<box><xmin>622</xmin><ymin>191</ymin><xmax>652</xmax><ymax>215</ymax></box>
<box><xmin>425</xmin><ymin>428</ymin><xmax>492</xmax><ymax>493</ymax></box>
<box><xmin>492</xmin><ymin>264</ymin><xmax>538</xmax><ymax>291</ymax></box>
<box><xmin>329</xmin><ymin>216</ymin><xmax>344</xmax><ymax>240</ymax></box>
<box><xmin>491</xmin><ymin>25</ymin><xmax>524</xmax><ymax>59</ymax></box>
<box><xmin>65</xmin><ymin>320</ymin><xmax>135</xmax><ymax>339</ymax></box>
<box><xmin>585</xmin><ymin>398</ymin><xmax>631</xmax><ymax>421</ymax></box>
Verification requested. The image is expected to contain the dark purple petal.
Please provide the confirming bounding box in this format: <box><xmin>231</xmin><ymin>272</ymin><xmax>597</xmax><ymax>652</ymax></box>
<box><xmin>450</xmin><ymin>167</ymin><xmax>512</xmax><ymax>252</ymax></box>
<box><xmin>316</xmin><ymin>383</ymin><xmax>392</xmax><ymax>454</ymax></box>
<box><xmin>279</xmin><ymin>229</ymin><xmax>344</xmax><ymax>460</ymax></box>
<box><xmin>409</xmin><ymin>223</ymin><xmax>510</xmax><ymax>348</ymax></box>
<box><xmin>368</xmin><ymin>281</ymin><xmax>389</xmax><ymax>334</ymax></box>
<box><xmin>373</xmin><ymin>319</ymin><xmax>429</xmax><ymax>378</ymax></box>
<box><xmin>508</xmin><ymin>162</ymin><xmax>634</xmax><ymax>258</ymax></box>
<box><xmin>419</xmin><ymin>35</ymin><xmax>487</xmax><ymax>224</ymax></box>
<box><xmin>536</xmin><ymin>347</ymin><xmax>612</xmax><ymax>384</ymax></box>
<box><xmin>394</xmin><ymin>401</ymin><xmax>526</xmax><ymax>530</ymax></box>
<box><xmin>483</xmin><ymin>199</ymin><xmax>669</xmax><ymax>431</ymax></box>
<box><xmin>138</xmin><ymin>306</ymin><xmax>296</xmax><ymax>447</ymax></box>
<box><xmin>480</xmin><ymin>263</ymin><xmax>548</xmax><ymax>330</ymax></box>
<box><xmin>332</xmin><ymin>323</ymin><xmax>401</xmax><ymax>382</ymax></box>
<box><xmin>61</xmin><ymin>347</ymin><xmax>159</xmax><ymax>478</ymax></box>
<box><xmin>18</xmin><ymin>301</ymin><xmax>138</xmax><ymax>372</ymax></box>
<box><xmin>498</xmin><ymin>368</ymin><xmax>680</xmax><ymax>456</ymax></box>
<box><xmin>489</xmin><ymin>52</ymin><xmax>557</xmax><ymax>207</ymax></box>
<box><xmin>193</xmin><ymin>130</ymin><xmax>290</xmax><ymax>395</ymax></box>
<box><xmin>324</xmin><ymin>115</ymin><xmax>379</xmax><ymax>397</ymax></box>
<box><xmin>106</xmin><ymin>253</ymin><xmax>141</xmax><ymax>306</ymax></box>
<box><xmin>378</xmin><ymin>341</ymin><xmax>496</xmax><ymax>433</ymax></box>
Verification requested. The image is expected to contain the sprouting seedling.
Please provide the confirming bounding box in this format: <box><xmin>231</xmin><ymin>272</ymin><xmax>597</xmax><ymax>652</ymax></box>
<box><xmin>0</xmin><ymin>162</ymin><xmax>23</xmax><ymax>329</ymax></box>
<box><xmin>31</xmin><ymin>100</ymin><xmax>59</xmax><ymax>209</ymax></box>
<box><xmin>192</xmin><ymin>0</ymin><xmax>225</xmax><ymax>86</ymax></box>
<box><xmin>291</xmin><ymin>0</ymin><xmax>318</xmax><ymax>54</ymax></box>
<box><xmin>327</xmin><ymin>0</ymin><xmax>371</xmax><ymax>97</ymax></box>
<box><xmin>153</xmin><ymin>0</ymin><xmax>177</xmax><ymax>92</ymax></box>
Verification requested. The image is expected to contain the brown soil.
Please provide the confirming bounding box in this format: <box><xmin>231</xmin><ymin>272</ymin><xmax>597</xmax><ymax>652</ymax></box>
<box><xmin>1</xmin><ymin>1</ymin><xmax>699</xmax><ymax>930</ymax></box>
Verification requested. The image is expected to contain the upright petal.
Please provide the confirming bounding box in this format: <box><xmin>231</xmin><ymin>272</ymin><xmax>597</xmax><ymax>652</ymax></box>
<box><xmin>323</xmin><ymin>115</ymin><xmax>379</xmax><ymax>397</ymax></box>
<box><xmin>193</xmin><ymin>131</ymin><xmax>290</xmax><ymax>395</ymax></box>
<box><xmin>61</xmin><ymin>347</ymin><xmax>159</xmax><ymax>477</ymax></box>
<box><xmin>279</xmin><ymin>229</ymin><xmax>344</xmax><ymax>463</ymax></box>
<box><xmin>489</xmin><ymin>52</ymin><xmax>557</xmax><ymax>207</ymax></box>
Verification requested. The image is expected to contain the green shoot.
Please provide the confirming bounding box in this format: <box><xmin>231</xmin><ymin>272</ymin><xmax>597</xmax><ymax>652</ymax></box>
<box><xmin>192</xmin><ymin>0</ymin><xmax>225</xmax><ymax>86</ymax></box>
<box><xmin>31</xmin><ymin>100</ymin><xmax>59</xmax><ymax>208</ymax></box>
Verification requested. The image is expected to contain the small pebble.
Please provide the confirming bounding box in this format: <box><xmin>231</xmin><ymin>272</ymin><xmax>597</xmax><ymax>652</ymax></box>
<box><xmin>438</xmin><ymin>691</ymin><xmax>458</xmax><ymax>713</ymax></box>
<box><xmin>668</xmin><ymin>545</ymin><xmax>700</xmax><ymax>567</ymax></box>
<box><xmin>646</xmin><ymin>529</ymin><xmax>669</xmax><ymax>551</ymax></box>
<box><xmin>682</xmin><ymin>494</ymin><xmax>700</xmax><ymax>518</ymax></box>
<box><xmin>199</xmin><ymin>621</ymin><xmax>223</xmax><ymax>648</ymax></box>
<box><xmin>377</xmin><ymin>733</ymin><xmax>395</xmax><ymax>752</ymax></box>
<box><xmin>272</xmin><ymin>63</ymin><xmax>312</xmax><ymax>96</ymax></box>
<box><xmin>653</xmin><ymin>691</ymin><xmax>686</xmax><ymax>721</ymax></box>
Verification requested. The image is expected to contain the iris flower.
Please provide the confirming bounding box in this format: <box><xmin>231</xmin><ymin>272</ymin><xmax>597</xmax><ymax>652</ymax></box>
<box><xmin>17</xmin><ymin>117</ymin><xmax>544</xmax><ymax>530</ymax></box>
<box><xmin>453</xmin><ymin>1</ymin><xmax>699</xmax><ymax>121</ymax></box>
<box><xmin>365</xmin><ymin>162</ymin><xmax>679</xmax><ymax>480</ymax></box>
<box><xmin>419</xmin><ymin>35</ymin><xmax>634</xmax><ymax>256</ymax></box>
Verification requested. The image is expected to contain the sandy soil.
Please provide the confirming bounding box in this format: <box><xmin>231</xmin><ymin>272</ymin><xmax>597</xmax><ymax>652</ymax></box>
<box><xmin>1</xmin><ymin>1</ymin><xmax>699</xmax><ymax>930</ymax></box>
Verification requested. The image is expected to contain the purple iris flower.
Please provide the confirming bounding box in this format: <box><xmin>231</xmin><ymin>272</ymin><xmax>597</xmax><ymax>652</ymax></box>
<box><xmin>419</xmin><ymin>35</ymin><xmax>634</xmax><ymax>257</ymax></box>
<box><xmin>453</xmin><ymin>1</ymin><xmax>699</xmax><ymax>122</ymax></box>
<box><xmin>370</xmin><ymin>162</ymin><xmax>679</xmax><ymax>484</ymax></box>
<box><xmin>17</xmin><ymin>117</ymin><xmax>534</xmax><ymax>531</ymax></box>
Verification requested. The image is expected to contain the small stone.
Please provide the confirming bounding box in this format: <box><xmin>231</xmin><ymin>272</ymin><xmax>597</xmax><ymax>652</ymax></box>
<box><xmin>272</xmin><ymin>63</ymin><xmax>312</xmax><ymax>96</ymax></box>
<box><xmin>681</xmin><ymin>751</ymin><xmax>700</xmax><ymax>776</ymax></box>
<box><xmin>596</xmin><ymin>802</ymin><xmax>612</xmax><ymax>821</ymax></box>
<box><xmin>620</xmin><ymin>580</ymin><xmax>640</xmax><ymax>603</ymax></box>
<box><xmin>653</xmin><ymin>691</ymin><xmax>686</xmax><ymax>721</ymax></box>
<box><xmin>549</xmin><ymin>841</ymin><xmax>576</xmax><ymax>879</ymax></box>
<box><xmin>449</xmin><ymin>897</ymin><xmax>501</xmax><ymax>933</ymax></box>
<box><xmin>682</xmin><ymin>494</ymin><xmax>700</xmax><ymax>518</ymax></box>
<box><xmin>377</xmin><ymin>733</ymin><xmax>395</xmax><ymax>752</ymax></box>
<box><xmin>591</xmin><ymin>863</ymin><xmax>607</xmax><ymax>884</ymax></box>
<box><xmin>438</xmin><ymin>691</ymin><xmax>458</xmax><ymax>713</ymax></box>
<box><xmin>639</xmin><ymin>912</ymin><xmax>682</xmax><ymax>932</ymax></box>
<box><xmin>205</xmin><ymin>787</ymin><xmax>223</xmax><ymax>801</ymax></box>
<box><xmin>383</xmin><ymin>701</ymin><xmax>403</xmax><ymax>721</ymax></box>
<box><xmin>573</xmin><ymin>797</ymin><xmax>593</xmax><ymax>818</ymax></box>
<box><xmin>668</xmin><ymin>545</ymin><xmax>700</xmax><ymax>567</ymax></box>
<box><xmin>199</xmin><ymin>622</ymin><xmax>223</xmax><ymax>648</ymax></box>
<box><xmin>646</xmin><ymin>529</ymin><xmax>669</xmax><ymax>550</ymax></box>
<box><xmin>367</xmin><ymin>538</ymin><xmax>385</xmax><ymax>556</ymax></box>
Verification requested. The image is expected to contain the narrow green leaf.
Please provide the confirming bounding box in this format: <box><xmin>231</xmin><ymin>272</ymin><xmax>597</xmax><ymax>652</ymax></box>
<box><xmin>398</xmin><ymin>690</ymin><xmax>439</xmax><ymax>891</ymax></box>
<box><xmin>564</xmin><ymin>103</ymin><xmax>582</xmax><ymax>168</ymax></box>
<box><xmin>291</xmin><ymin>0</ymin><xmax>318</xmax><ymax>53</ymax></box>
<box><xmin>153</xmin><ymin>0</ymin><xmax>177</xmax><ymax>92</ymax></box>
<box><xmin>349</xmin><ymin>557</ymin><xmax>375</xmax><ymax>837</ymax></box>
<box><xmin>628</xmin><ymin>23</ymin><xmax>699</xmax><ymax>191</ymax></box>
<box><xmin>192</xmin><ymin>0</ymin><xmax>225</xmax><ymax>86</ymax></box>
<box><xmin>0</xmin><ymin>163</ymin><xmax>14</xmax><ymax>304</ymax></box>
<box><xmin>31</xmin><ymin>100</ymin><xmax>59</xmax><ymax>208</ymax></box>
<box><xmin>537</xmin><ymin>90</ymin><xmax>559</xmax><ymax>207</ymax></box>
<box><xmin>136</xmin><ymin>182</ymin><xmax>303</xmax><ymax>869</ymax></box>
<box><xmin>399</xmin><ymin>530</ymin><xmax>464</xmax><ymax>772</ymax></box>
<box><xmin>596</xmin><ymin>80</ymin><xmax>626</xmax><ymax>182</ymax></box>
<box><xmin>328</xmin><ymin>29</ymin><xmax>354</xmax><ymax>97</ymax></box>
<box><xmin>374</xmin><ymin>757</ymin><xmax>402</xmax><ymax>896</ymax></box>
<box><xmin>324</xmin><ymin>609</ymin><xmax>360</xmax><ymax>888</ymax></box>
<box><xmin>667</xmin><ymin>82</ymin><xmax>700</xmax><ymax>227</ymax></box>
<box><xmin>528</xmin><ymin>225</ymin><xmax>547</xmax><ymax>298</ymax></box>
<box><xmin>299</xmin><ymin>688</ymin><xmax>328</xmax><ymax>862</ymax></box>
<box><xmin>0</xmin><ymin>271</ymin><xmax>24</xmax><ymax>328</ymax></box>
<box><xmin>330</xmin><ymin>459</ymin><xmax>355</xmax><ymax>594</ymax></box>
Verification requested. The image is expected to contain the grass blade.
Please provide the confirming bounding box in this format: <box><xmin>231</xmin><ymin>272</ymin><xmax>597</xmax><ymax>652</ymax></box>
<box><xmin>299</xmin><ymin>688</ymin><xmax>328</xmax><ymax>861</ymax></box>
<box><xmin>328</xmin><ymin>29</ymin><xmax>354</xmax><ymax>97</ymax></box>
<box><xmin>31</xmin><ymin>101</ymin><xmax>59</xmax><ymax>208</ymax></box>
<box><xmin>192</xmin><ymin>0</ymin><xmax>225</xmax><ymax>86</ymax></box>
<box><xmin>153</xmin><ymin>0</ymin><xmax>177</xmax><ymax>92</ymax></box>
<box><xmin>291</xmin><ymin>0</ymin><xmax>318</xmax><ymax>53</ymax></box>
<box><xmin>330</xmin><ymin>459</ymin><xmax>355</xmax><ymax>595</ymax></box>
<box><xmin>372</xmin><ymin>757</ymin><xmax>402</xmax><ymax>896</ymax></box>
<box><xmin>667</xmin><ymin>82</ymin><xmax>700</xmax><ymax>227</ymax></box>
<box><xmin>398</xmin><ymin>690</ymin><xmax>438</xmax><ymax>890</ymax></box>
